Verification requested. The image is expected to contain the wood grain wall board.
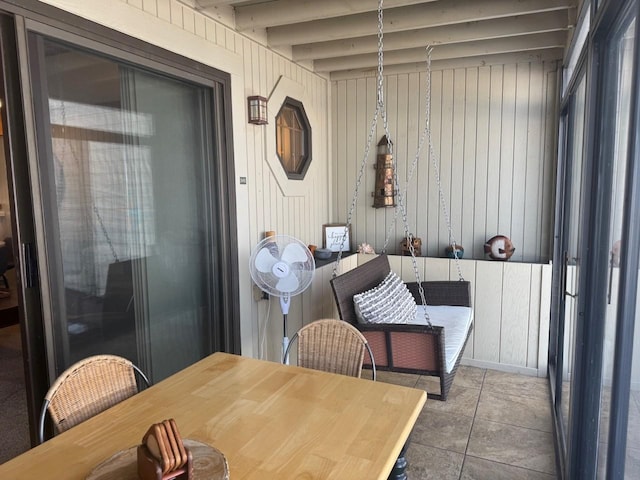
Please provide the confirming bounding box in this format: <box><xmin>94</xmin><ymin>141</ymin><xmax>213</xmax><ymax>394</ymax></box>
<box><xmin>355</xmin><ymin>77</ymin><xmax>368</xmax><ymax>246</ymax></box>
<box><xmin>346</xmin><ymin>78</ymin><xmax>358</xmax><ymax>230</ymax></box>
<box><xmin>399</xmin><ymin>255</ymin><xmax>427</xmax><ymax>284</ymax></box>
<box><xmin>449</xmin><ymin>68</ymin><xmax>465</xmax><ymax>253</ymax></box>
<box><xmin>423</xmin><ymin>257</ymin><xmax>450</xmax><ymax>281</ymax></box>
<box><xmin>332</xmin><ymin>60</ymin><xmax>558</xmax><ymax>263</ymax></box>
<box><xmin>523</xmin><ymin>63</ymin><xmax>545</xmax><ymax>262</ymax></box>
<box><xmin>474</xmin><ymin>260</ymin><xmax>503</xmax><ymax>363</ymax></box>
<box><xmin>511</xmin><ymin>63</ymin><xmax>530</xmax><ymax>262</ymax></box>
<box><xmin>485</xmin><ymin>65</ymin><xmax>504</xmax><ymax>243</ymax></box>
<box><xmin>500</xmin><ymin>262</ymin><xmax>532</xmax><ymax>366</ymax></box>
<box><xmin>526</xmin><ymin>265</ymin><xmax>543</xmax><ymax>369</ymax></box>
<box><xmin>461</xmin><ymin>68</ymin><xmax>478</xmax><ymax>257</ymax></box>
<box><xmin>454</xmin><ymin>259</ymin><xmax>477</xmax><ymax>359</ymax></box>
<box><xmin>541</xmin><ymin>68</ymin><xmax>560</xmax><ymax>259</ymax></box>
<box><xmin>497</xmin><ymin>64</ymin><xmax>516</xmax><ymax>244</ymax></box>
<box><xmin>427</xmin><ymin>70</ymin><xmax>443</xmax><ymax>257</ymax></box>
<box><xmin>537</xmin><ymin>264</ymin><xmax>552</xmax><ymax>375</ymax></box>
<box><xmin>473</xmin><ymin>66</ymin><xmax>491</xmax><ymax>259</ymax></box>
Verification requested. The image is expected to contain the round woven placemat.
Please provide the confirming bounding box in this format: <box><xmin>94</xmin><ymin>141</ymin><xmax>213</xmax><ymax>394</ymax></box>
<box><xmin>86</xmin><ymin>439</ymin><xmax>229</xmax><ymax>480</ymax></box>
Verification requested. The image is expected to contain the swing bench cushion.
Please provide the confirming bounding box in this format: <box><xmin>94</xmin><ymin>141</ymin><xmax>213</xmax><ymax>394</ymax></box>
<box><xmin>353</xmin><ymin>271</ymin><xmax>416</xmax><ymax>324</ymax></box>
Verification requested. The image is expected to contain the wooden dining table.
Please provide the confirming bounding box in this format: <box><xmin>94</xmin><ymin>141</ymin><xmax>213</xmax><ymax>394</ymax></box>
<box><xmin>0</xmin><ymin>352</ymin><xmax>426</xmax><ymax>479</ymax></box>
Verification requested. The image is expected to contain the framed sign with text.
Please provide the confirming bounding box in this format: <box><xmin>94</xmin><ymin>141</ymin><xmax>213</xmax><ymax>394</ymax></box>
<box><xmin>323</xmin><ymin>223</ymin><xmax>351</xmax><ymax>252</ymax></box>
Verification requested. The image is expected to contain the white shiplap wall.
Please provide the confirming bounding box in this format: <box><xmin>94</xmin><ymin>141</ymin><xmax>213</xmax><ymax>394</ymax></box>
<box><xmin>332</xmin><ymin>62</ymin><xmax>559</xmax><ymax>263</ymax></box>
<box><xmin>41</xmin><ymin>0</ymin><xmax>332</xmax><ymax>359</ymax></box>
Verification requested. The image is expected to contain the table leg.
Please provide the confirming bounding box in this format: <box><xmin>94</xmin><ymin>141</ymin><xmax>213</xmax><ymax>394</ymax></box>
<box><xmin>387</xmin><ymin>441</ymin><xmax>408</xmax><ymax>480</ymax></box>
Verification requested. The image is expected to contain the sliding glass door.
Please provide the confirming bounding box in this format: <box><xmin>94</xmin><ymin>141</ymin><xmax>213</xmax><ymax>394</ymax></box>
<box><xmin>23</xmin><ymin>28</ymin><xmax>237</xmax><ymax>383</ymax></box>
<box><xmin>550</xmin><ymin>68</ymin><xmax>588</xmax><ymax>468</ymax></box>
<box><xmin>550</xmin><ymin>1</ymin><xmax>640</xmax><ymax>477</ymax></box>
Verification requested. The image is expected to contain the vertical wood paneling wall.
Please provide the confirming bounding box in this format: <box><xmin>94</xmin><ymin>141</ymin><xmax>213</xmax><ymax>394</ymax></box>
<box><xmin>303</xmin><ymin>254</ymin><xmax>552</xmax><ymax>376</ymax></box>
<box><xmin>45</xmin><ymin>0</ymin><xmax>332</xmax><ymax>358</ymax></box>
<box><xmin>332</xmin><ymin>62</ymin><xmax>560</xmax><ymax>263</ymax></box>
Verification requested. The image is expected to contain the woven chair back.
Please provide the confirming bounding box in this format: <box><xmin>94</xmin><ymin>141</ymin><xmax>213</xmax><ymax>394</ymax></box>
<box><xmin>296</xmin><ymin>319</ymin><xmax>368</xmax><ymax>378</ymax></box>
<box><xmin>45</xmin><ymin>355</ymin><xmax>140</xmax><ymax>434</ymax></box>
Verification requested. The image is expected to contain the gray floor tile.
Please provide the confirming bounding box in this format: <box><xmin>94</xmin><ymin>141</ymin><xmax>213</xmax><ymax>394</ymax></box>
<box><xmin>476</xmin><ymin>389</ymin><xmax>553</xmax><ymax>432</ymax></box>
<box><xmin>483</xmin><ymin>370</ymin><xmax>549</xmax><ymax>401</ymax></box>
<box><xmin>452</xmin><ymin>365</ymin><xmax>487</xmax><ymax>389</ymax></box>
<box><xmin>413</xmin><ymin>365</ymin><xmax>485</xmax><ymax>399</ymax></box>
<box><xmin>411</xmin><ymin>408</ymin><xmax>474</xmax><ymax>454</ymax></box>
<box><xmin>406</xmin><ymin>442</ymin><xmax>464</xmax><ymax>480</ymax></box>
<box><xmin>461</xmin><ymin>456</ymin><xmax>555</xmax><ymax>479</ymax></box>
<box><xmin>416</xmin><ymin>380</ymin><xmax>480</xmax><ymax>418</ymax></box>
<box><xmin>467</xmin><ymin>419</ymin><xmax>556</xmax><ymax>475</ymax></box>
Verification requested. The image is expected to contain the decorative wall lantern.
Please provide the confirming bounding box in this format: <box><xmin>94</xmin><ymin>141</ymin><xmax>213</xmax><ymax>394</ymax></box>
<box><xmin>372</xmin><ymin>135</ymin><xmax>396</xmax><ymax>208</ymax></box>
<box><xmin>247</xmin><ymin>95</ymin><xmax>268</xmax><ymax>125</ymax></box>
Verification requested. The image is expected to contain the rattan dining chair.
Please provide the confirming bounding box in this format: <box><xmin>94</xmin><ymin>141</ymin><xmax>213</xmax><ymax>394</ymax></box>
<box><xmin>38</xmin><ymin>354</ymin><xmax>150</xmax><ymax>444</ymax></box>
<box><xmin>283</xmin><ymin>318</ymin><xmax>376</xmax><ymax>381</ymax></box>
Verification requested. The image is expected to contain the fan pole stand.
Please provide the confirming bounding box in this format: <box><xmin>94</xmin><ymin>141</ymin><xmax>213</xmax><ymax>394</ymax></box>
<box><xmin>281</xmin><ymin>294</ymin><xmax>291</xmax><ymax>364</ymax></box>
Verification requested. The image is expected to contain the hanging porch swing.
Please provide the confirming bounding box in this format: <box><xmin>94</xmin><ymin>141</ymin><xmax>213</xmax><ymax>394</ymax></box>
<box><xmin>329</xmin><ymin>0</ymin><xmax>473</xmax><ymax>401</ymax></box>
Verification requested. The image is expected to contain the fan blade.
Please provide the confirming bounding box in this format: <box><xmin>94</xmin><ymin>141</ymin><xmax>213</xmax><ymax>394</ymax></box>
<box><xmin>254</xmin><ymin>247</ymin><xmax>278</xmax><ymax>273</ymax></box>
<box><xmin>276</xmin><ymin>273</ymin><xmax>299</xmax><ymax>293</ymax></box>
<box><xmin>281</xmin><ymin>243</ymin><xmax>309</xmax><ymax>264</ymax></box>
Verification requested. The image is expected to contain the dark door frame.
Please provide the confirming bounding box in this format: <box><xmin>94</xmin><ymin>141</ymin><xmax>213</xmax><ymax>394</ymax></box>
<box><xmin>0</xmin><ymin>0</ymin><xmax>240</xmax><ymax>445</ymax></box>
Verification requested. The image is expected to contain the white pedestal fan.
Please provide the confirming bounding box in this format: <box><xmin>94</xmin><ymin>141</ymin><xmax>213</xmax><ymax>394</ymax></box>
<box><xmin>249</xmin><ymin>235</ymin><xmax>315</xmax><ymax>363</ymax></box>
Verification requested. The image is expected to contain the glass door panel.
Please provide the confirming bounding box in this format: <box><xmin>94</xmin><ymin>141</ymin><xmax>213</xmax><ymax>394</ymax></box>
<box><xmin>596</xmin><ymin>14</ymin><xmax>637</xmax><ymax>478</ymax></box>
<box><xmin>560</xmin><ymin>73</ymin><xmax>588</xmax><ymax>440</ymax></box>
<box><xmin>29</xmin><ymin>36</ymin><xmax>218</xmax><ymax>382</ymax></box>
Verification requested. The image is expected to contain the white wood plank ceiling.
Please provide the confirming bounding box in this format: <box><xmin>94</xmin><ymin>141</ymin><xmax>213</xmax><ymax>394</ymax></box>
<box><xmin>188</xmin><ymin>0</ymin><xmax>578</xmax><ymax>77</ymax></box>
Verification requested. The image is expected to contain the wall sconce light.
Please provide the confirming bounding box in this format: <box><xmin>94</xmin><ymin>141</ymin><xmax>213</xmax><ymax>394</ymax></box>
<box><xmin>247</xmin><ymin>96</ymin><xmax>268</xmax><ymax>125</ymax></box>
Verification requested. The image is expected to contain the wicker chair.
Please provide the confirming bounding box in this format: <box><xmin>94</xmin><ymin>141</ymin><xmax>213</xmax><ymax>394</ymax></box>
<box><xmin>284</xmin><ymin>318</ymin><xmax>376</xmax><ymax>381</ymax></box>
<box><xmin>330</xmin><ymin>254</ymin><xmax>472</xmax><ymax>401</ymax></box>
<box><xmin>38</xmin><ymin>354</ymin><xmax>150</xmax><ymax>443</ymax></box>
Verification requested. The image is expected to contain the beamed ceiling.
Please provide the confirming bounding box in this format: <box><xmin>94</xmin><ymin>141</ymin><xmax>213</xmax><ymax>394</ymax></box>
<box><xmin>187</xmin><ymin>0</ymin><xmax>579</xmax><ymax>78</ymax></box>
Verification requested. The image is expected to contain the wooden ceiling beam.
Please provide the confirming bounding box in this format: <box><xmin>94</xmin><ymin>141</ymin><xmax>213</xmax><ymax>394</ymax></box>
<box><xmin>266</xmin><ymin>0</ymin><xmax>572</xmax><ymax>47</ymax></box>
<box><xmin>293</xmin><ymin>11</ymin><xmax>569</xmax><ymax>61</ymax></box>
<box><xmin>235</xmin><ymin>0</ymin><xmax>436</xmax><ymax>30</ymax></box>
<box><xmin>314</xmin><ymin>31</ymin><xmax>567</xmax><ymax>72</ymax></box>
<box><xmin>329</xmin><ymin>48</ymin><xmax>564</xmax><ymax>80</ymax></box>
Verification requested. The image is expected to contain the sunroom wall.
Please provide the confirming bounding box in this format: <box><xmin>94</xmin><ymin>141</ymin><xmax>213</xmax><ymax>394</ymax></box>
<box><xmin>38</xmin><ymin>0</ymin><xmax>332</xmax><ymax>359</ymax></box>
<box><xmin>332</xmin><ymin>61</ymin><xmax>560</xmax><ymax>263</ymax></box>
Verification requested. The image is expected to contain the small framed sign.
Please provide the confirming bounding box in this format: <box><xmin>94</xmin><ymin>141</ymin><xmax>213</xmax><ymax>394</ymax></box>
<box><xmin>323</xmin><ymin>223</ymin><xmax>351</xmax><ymax>252</ymax></box>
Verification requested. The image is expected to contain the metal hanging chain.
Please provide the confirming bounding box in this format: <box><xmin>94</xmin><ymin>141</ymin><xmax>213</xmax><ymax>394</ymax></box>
<box><xmin>332</xmin><ymin>0</ymin><xmax>386</xmax><ymax>278</ymax></box>
<box><xmin>60</xmin><ymin>100</ymin><xmax>120</xmax><ymax>263</ymax></box>
<box><xmin>380</xmin><ymin>47</ymin><xmax>464</xmax><ymax>283</ymax></box>
<box><xmin>332</xmin><ymin>3</ymin><xmax>461</xmax><ymax>330</ymax></box>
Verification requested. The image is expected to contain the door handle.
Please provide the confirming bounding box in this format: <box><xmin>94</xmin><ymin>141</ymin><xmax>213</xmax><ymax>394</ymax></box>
<box><xmin>562</xmin><ymin>251</ymin><xmax>578</xmax><ymax>299</ymax></box>
<box><xmin>21</xmin><ymin>242</ymin><xmax>38</xmax><ymax>288</ymax></box>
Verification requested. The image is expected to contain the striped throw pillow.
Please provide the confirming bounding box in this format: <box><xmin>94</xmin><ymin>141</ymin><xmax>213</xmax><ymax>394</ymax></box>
<box><xmin>353</xmin><ymin>271</ymin><xmax>417</xmax><ymax>324</ymax></box>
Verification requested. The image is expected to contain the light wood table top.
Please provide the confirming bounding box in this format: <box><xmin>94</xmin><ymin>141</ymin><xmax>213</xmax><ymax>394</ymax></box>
<box><xmin>0</xmin><ymin>352</ymin><xmax>426</xmax><ymax>479</ymax></box>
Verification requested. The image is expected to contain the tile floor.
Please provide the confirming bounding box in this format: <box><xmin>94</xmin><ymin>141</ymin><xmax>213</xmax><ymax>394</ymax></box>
<box><xmin>366</xmin><ymin>366</ymin><xmax>557</xmax><ymax>479</ymax></box>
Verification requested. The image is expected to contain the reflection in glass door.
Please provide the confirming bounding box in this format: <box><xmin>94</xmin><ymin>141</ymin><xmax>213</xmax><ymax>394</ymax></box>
<box><xmin>28</xmin><ymin>35</ymin><xmax>224</xmax><ymax>382</ymax></box>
